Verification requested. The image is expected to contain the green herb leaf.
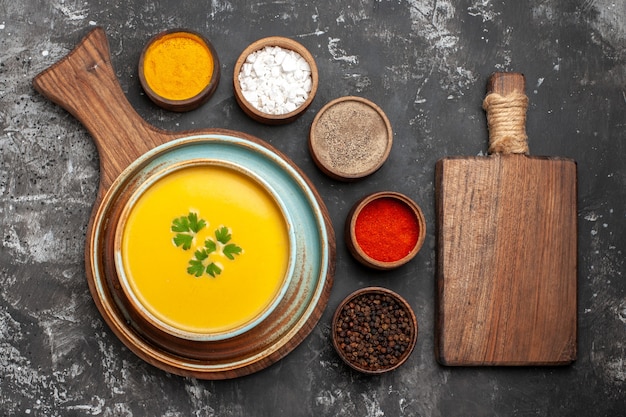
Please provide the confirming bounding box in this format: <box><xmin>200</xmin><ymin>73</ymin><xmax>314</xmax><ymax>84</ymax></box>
<box><xmin>223</xmin><ymin>243</ymin><xmax>243</xmax><ymax>260</ymax></box>
<box><xmin>187</xmin><ymin>259</ymin><xmax>206</xmax><ymax>277</ymax></box>
<box><xmin>188</xmin><ymin>212</ymin><xmax>207</xmax><ymax>233</ymax></box>
<box><xmin>173</xmin><ymin>213</ymin><xmax>243</xmax><ymax>278</ymax></box>
<box><xmin>204</xmin><ymin>238</ymin><xmax>217</xmax><ymax>254</ymax></box>
<box><xmin>194</xmin><ymin>248</ymin><xmax>208</xmax><ymax>261</ymax></box>
<box><xmin>171</xmin><ymin>215</ymin><xmax>191</xmax><ymax>233</ymax></box>
<box><xmin>215</xmin><ymin>226</ymin><xmax>231</xmax><ymax>244</ymax></box>
<box><xmin>206</xmin><ymin>262</ymin><xmax>222</xmax><ymax>277</ymax></box>
<box><xmin>173</xmin><ymin>233</ymin><xmax>193</xmax><ymax>250</ymax></box>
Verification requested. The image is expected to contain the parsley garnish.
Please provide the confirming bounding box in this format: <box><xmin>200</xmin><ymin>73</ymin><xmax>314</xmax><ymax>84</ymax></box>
<box><xmin>187</xmin><ymin>258</ymin><xmax>207</xmax><ymax>277</ymax></box>
<box><xmin>215</xmin><ymin>226</ymin><xmax>231</xmax><ymax>244</ymax></box>
<box><xmin>173</xmin><ymin>233</ymin><xmax>194</xmax><ymax>251</ymax></box>
<box><xmin>223</xmin><ymin>244</ymin><xmax>243</xmax><ymax>260</ymax></box>
<box><xmin>171</xmin><ymin>212</ymin><xmax>206</xmax><ymax>250</ymax></box>
<box><xmin>204</xmin><ymin>238</ymin><xmax>217</xmax><ymax>253</ymax></box>
<box><xmin>215</xmin><ymin>226</ymin><xmax>243</xmax><ymax>259</ymax></box>
<box><xmin>171</xmin><ymin>212</ymin><xmax>243</xmax><ymax>278</ymax></box>
<box><xmin>206</xmin><ymin>263</ymin><xmax>222</xmax><ymax>277</ymax></box>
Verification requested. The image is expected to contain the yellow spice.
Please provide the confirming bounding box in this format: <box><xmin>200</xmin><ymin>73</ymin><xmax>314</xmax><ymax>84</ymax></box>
<box><xmin>143</xmin><ymin>32</ymin><xmax>214</xmax><ymax>101</ymax></box>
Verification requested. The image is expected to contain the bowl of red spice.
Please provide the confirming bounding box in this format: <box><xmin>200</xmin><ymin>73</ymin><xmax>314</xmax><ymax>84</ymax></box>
<box><xmin>345</xmin><ymin>191</ymin><xmax>426</xmax><ymax>270</ymax></box>
<box><xmin>139</xmin><ymin>29</ymin><xmax>220</xmax><ymax>112</ymax></box>
<box><xmin>332</xmin><ymin>287</ymin><xmax>418</xmax><ymax>374</ymax></box>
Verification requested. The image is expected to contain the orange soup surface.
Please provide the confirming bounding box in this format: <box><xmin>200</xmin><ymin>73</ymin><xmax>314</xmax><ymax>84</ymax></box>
<box><xmin>119</xmin><ymin>164</ymin><xmax>290</xmax><ymax>336</ymax></box>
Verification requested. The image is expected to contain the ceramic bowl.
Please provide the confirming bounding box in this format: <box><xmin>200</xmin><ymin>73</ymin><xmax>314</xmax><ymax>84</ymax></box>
<box><xmin>345</xmin><ymin>191</ymin><xmax>426</xmax><ymax>270</ymax></box>
<box><xmin>332</xmin><ymin>287</ymin><xmax>418</xmax><ymax>374</ymax></box>
<box><xmin>89</xmin><ymin>133</ymin><xmax>335</xmax><ymax>378</ymax></box>
<box><xmin>309</xmin><ymin>96</ymin><xmax>393</xmax><ymax>181</ymax></box>
<box><xmin>138</xmin><ymin>29</ymin><xmax>220</xmax><ymax>112</ymax></box>
<box><xmin>113</xmin><ymin>159</ymin><xmax>297</xmax><ymax>342</ymax></box>
<box><xmin>233</xmin><ymin>36</ymin><xmax>318</xmax><ymax>124</ymax></box>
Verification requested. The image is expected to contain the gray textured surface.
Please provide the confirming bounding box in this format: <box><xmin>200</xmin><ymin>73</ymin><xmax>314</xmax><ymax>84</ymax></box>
<box><xmin>1</xmin><ymin>0</ymin><xmax>625</xmax><ymax>415</ymax></box>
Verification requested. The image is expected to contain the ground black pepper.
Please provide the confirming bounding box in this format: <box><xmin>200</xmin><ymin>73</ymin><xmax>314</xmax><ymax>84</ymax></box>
<box><xmin>309</xmin><ymin>97</ymin><xmax>392</xmax><ymax>180</ymax></box>
<box><xmin>333</xmin><ymin>290</ymin><xmax>416</xmax><ymax>373</ymax></box>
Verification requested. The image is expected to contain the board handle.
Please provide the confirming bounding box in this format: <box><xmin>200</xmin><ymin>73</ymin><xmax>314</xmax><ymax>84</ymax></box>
<box><xmin>483</xmin><ymin>72</ymin><xmax>529</xmax><ymax>155</ymax></box>
<box><xmin>32</xmin><ymin>27</ymin><xmax>172</xmax><ymax>195</ymax></box>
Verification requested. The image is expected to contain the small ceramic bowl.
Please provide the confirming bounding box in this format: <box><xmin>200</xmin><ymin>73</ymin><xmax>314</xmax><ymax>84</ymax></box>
<box><xmin>233</xmin><ymin>36</ymin><xmax>318</xmax><ymax>124</ymax></box>
<box><xmin>139</xmin><ymin>29</ymin><xmax>220</xmax><ymax>112</ymax></box>
<box><xmin>309</xmin><ymin>96</ymin><xmax>392</xmax><ymax>181</ymax></box>
<box><xmin>89</xmin><ymin>133</ymin><xmax>336</xmax><ymax>376</ymax></box>
<box><xmin>345</xmin><ymin>191</ymin><xmax>426</xmax><ymax>270</ymax></box>
<box><xmin>332</xmin><ymin>287</ymin><xmax>418</xmax><ymax>374</ymax></box>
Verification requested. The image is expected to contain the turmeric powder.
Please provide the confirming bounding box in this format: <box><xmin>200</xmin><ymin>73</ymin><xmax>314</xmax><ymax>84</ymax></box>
<box><xmin>142</xmin><ymin>32</ymin><xmax>214</xmax><ymax>101</ymax></box>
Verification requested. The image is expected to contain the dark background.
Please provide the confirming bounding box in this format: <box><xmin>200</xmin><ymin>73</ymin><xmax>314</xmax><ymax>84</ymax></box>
<box><xmin>1</xmin><ymin>0</ymin><xmax>624</xmax><ymax>415</ymax></box>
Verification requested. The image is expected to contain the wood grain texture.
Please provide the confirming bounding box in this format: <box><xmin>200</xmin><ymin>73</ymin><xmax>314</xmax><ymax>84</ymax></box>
<box><xmin>435</xmin><ymin>72</ymin><xmax>577</xmax><ymax>366</ymax></box>
<box><xmin>436</xmin><ymin>155</ymin><xmax>577</xmax><ymax>365</ymax></box>
<box><xmin>487</xmin><ymin>71</ymin><xmax>525</xmax><ymax>96</ymax></box>
<box><xmin>32</xmin><ymin>27</ymin><xmax>172</xmax><ymax>200</ymax></box>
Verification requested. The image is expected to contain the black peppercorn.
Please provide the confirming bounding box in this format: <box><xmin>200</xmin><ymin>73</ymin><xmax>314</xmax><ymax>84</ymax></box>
<box><xmin>332</xmin><ymin>288</ymin><xmax>417</xmax><ymax>373</ymax></box>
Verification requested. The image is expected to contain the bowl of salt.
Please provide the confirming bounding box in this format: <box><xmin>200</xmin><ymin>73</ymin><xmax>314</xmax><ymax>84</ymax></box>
<box><xmin>233</xmin><ymin>36</ymin><xmax>318</xmax><ymax>125</ymax></box>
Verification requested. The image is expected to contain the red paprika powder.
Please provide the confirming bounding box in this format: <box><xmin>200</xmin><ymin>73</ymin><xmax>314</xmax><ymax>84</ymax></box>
<box><xmin>354</xmin><ymin>197</ymin><xmax>419</xmax><ymax>262</ymax></box>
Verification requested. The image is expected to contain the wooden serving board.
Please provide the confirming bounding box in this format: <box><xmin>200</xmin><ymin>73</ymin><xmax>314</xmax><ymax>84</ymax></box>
<box><xmin>435</xmin><ymin>73</ymin><xmax>577</xmax><ymax>366</ymax></box>
<box><xmin>32</xmin><ymin>27</ymin><xmax>176</xmax><ymax>200</ymax></box>
<box><xmin>32</xmin><ymin>27</ymin><xmax>335</xmax><ymax>379</ymax></box>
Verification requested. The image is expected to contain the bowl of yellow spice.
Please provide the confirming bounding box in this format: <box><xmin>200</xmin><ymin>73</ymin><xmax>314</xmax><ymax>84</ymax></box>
<box><xmin>139</xmin><ymin>29</ymin><xmax>220</xmax><ymax>112</ymax></box>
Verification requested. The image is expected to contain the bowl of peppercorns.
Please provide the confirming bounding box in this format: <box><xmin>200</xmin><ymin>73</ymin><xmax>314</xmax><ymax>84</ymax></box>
<box><xmin>332</xmin><ymin>287</ymin><xmax>418</xmax><ymax>374</ymax></box>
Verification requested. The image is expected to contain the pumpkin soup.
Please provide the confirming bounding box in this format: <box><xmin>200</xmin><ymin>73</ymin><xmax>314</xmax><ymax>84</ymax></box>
<box><xmin>116</xmin><ymin>163</ymin><xmax>291</xmax><ymax>338</ymax></box>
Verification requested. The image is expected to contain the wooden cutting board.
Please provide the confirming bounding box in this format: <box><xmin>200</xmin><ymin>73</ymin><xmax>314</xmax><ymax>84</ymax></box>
<box><xmin>435</xmin><ymin>72</ymin><xmax>577</xmax><ymax>366</ymax></box>
<box><xmin>32</xmin><ymin>27</ymin><xmax>335</xmax><ymax>379</ymax></box>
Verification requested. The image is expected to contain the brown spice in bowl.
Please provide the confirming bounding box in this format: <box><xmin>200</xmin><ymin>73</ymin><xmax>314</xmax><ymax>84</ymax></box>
<box><xmin>309</xmin><ymin>96</ymin><xmax>392</xmax><ymax>181</ymax></box>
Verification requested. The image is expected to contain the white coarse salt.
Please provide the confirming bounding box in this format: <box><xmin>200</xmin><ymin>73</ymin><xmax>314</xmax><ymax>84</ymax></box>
<box><xmin>238</xmin><ymin>45</ymin><xmax>312</xmax><ymax>115</ymax></box>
